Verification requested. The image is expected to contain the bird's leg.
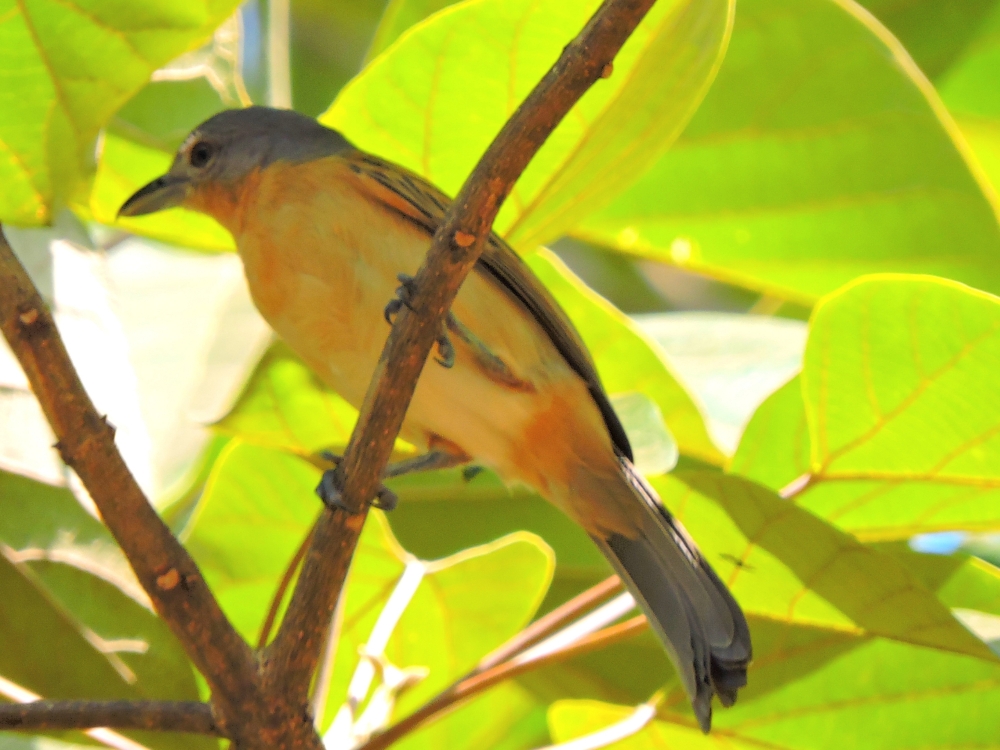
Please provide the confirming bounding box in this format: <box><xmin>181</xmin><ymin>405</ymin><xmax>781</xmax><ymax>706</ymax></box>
<box><xmin>314</xmin><ymin>449</ymin><xmax>468</xmax><ymax>513</ymax></box>
<box><xmin>383</xmin><ymin>273</ymin><xmax>456</xmax><ymax>369</ymax></box>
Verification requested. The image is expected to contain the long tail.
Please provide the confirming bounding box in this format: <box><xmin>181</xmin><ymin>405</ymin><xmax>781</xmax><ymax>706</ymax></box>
<box><xmin>592</xmin><ymin>461</ymin><xmax>751</xmax><ymax>732</ymax></box>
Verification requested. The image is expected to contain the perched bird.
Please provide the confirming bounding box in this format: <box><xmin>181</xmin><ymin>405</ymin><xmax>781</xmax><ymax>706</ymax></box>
<box><xmin>120</xmin><ymin>106</ymin><xmax>751</xmax><ymax>729</ymax></box>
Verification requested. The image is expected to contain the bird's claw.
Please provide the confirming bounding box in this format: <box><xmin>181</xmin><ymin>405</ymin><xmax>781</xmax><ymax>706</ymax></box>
<box><xmin>315</xmin><ymin>469</ymin><xmax>398</xmax><ymax>513</ymax></box>
<box><xmin>384</xmin><ymin>273</ymin><xmax>417</xmax><ymax>324</ymax></box>
<box><xmin>434</xmin><ymin>330</ymin><xmax>455</xmax><ymax>368</ymax></box>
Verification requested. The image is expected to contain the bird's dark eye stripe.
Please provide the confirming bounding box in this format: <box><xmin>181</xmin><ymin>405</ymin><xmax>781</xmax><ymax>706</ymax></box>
<box><xmin>189</xmin><ymin>141</ymin><xmax>214</xmax><ymax>168</ymax></box>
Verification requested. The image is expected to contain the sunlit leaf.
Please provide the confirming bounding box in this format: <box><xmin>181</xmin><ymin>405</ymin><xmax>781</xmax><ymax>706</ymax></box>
<box><xmin>729</xmin><ymin>276</ymin><xmax>1000</xmax><ymax>541</ymax></box>
<box><xmin>0</xmin><ymin>0</ymin><xmax>240</xmax><ymax>225</ymax></box>
<box><xmin>574</xmin><ymin>0</ymin><xmax>1000</xmax><ymax>303</ymax></box>
<box><xmin>662</xmin><ymin>472</ymin><xmax>994</xmax><ymax>660</ymax></box>
<box><xmin>324</xmin><ymin>0</ymin><xmax>734</xmax><ymax>250</ymax></box>
<box><xmin>0</xmin><ymin>471</ymin><xmax>208</xmax><ymax>750</ymax></box>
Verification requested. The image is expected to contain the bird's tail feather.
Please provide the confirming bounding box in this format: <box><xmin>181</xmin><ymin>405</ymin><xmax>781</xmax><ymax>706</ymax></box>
<box><xmin>592</xmin><ymin>461</ymin><xmax>751</xmax><ymax>732</ymax></box>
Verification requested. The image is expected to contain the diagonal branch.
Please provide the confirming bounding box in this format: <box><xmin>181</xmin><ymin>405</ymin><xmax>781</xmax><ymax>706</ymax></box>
<box><xmin>0</xmin><ymin>230</ymin><xmax>259</xmax><ymax>732</ymax></box>
<box><xmin>262</xmin><ymin>0</ymin><xmax>660</xmax><ymax>707</ymax></box>
<box><xmin>0</xmin><ymin>700</ymin><xmax>220</xmax><ymax>736</ymax></box>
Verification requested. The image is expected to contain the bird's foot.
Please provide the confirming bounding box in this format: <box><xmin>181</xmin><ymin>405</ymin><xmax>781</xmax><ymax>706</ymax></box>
<box><xmin>315</xmin><ymin>464</ymin><xmax>399</xmax><ymax>513</ymax></box>
<box><xmin>383</xmin><ymin>275</ymin><xmax>456</xmax><ymax>369</ymax></box>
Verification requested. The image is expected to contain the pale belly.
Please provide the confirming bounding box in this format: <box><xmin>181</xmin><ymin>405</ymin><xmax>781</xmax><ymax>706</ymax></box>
<box><xmin>234</xmin><ymin>200</ymin><xmax>567</xmax><ymax>484</ymax></box>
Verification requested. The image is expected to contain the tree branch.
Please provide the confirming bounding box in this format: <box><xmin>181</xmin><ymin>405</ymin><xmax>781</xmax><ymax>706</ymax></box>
<box><xmin>0</xmin><ymin>230</ymin><xmax>262</xmax><ymax>736</ymax></box>
<box><xmin>262</xmin><ymin>0</ymin><xmax>660</xmax><ymax>707</ymax></box>
<box><xmin>0</xmin><ymin>700</ymin><xmax>220</xmax><ymax>736</ymax></box>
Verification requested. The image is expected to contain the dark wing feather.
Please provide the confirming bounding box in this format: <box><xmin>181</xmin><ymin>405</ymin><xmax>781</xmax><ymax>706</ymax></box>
<box><xmin>345</xmin><ymin>150</ymin><xmax>633</xmax><ymax>461</ymax></box>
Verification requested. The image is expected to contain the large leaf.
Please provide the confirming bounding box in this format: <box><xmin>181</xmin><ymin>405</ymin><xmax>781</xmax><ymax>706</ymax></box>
<box><xmin>0</xmin><ymin>471</ymin><xmax>208</xmax><ymax>750</ymax></box>
<box><xmin>322</xmin><ymin>0</ymin><xmax>734</xmax><ymax>250</ymax></box>
<box><xmin>663</xmin><ymin>472</ymin><xmax>994</xmax><ymax>660</ymax></box>
<box><xmin>0</xmin><ymin>0</ymin><xmax>240</xmax><ymax>225</ymax></box>
<box><xmin>730</xmin><ymin>276</ymin><xmax>1000</xmax><ymax>540</ymax></box>
<box><xmin>549</xmin><ymin>629</ymin><xmax>1000</xmax><ymax>750</ymax></box>
<box><xmin>574</xmin><ymin>0</ymin><xmax>1000</xmax><ymax>303</ymax></box>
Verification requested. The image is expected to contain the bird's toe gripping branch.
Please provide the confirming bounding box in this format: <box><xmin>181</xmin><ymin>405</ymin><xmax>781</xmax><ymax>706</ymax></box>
<box><xmin>315</xmin><ymin>452</ymin><xmax>399</xmax><ymax>513</ymax></box>
<box><xmin>383</xmin><ymin>274</ymin><xmax>455</xmax><ymax>369</ymax></box>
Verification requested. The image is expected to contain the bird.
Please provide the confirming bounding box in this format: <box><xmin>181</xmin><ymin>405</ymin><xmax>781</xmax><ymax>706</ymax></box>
<box><xmin>119</xmin><ymin>106</ymin><xmax>751</xmax><ymax>730</ymax></box>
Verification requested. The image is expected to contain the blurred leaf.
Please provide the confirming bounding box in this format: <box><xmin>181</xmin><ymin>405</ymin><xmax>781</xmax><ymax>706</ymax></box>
<box><xmin>526</xmin><ymin>250</ymin><xmax>720</xmax><ymax>463</ymax></box>
<box><xmin>364</xmin><ymin>0</ymin><xmax>455</xmax><ymax>65</ymax></box>
<box><xmin>213</xmin><ymin>341</ymin><xmax>359</xmax><ymax>456</ymax></box>
<box><xmin>91</xmin><ymin>133</ymin><xmax>233</xmax><ymax>251</ymax></box>
<box><xmin>0</xmin><ymin>474</ymin><xmax>206</xmax><ymax>750</ymax></box>
<box><xmin>574</xmin><ymin>0</ymin><xmax>1000</xmax><ymax>303</ymax></box>
<box><xmin>0</xmin><ymin>0</ymin><xmax>241</xmax><ymax>225</ymax></box>
<box><xmin>609</xmin><ymin>392</ymin><xmax>678</xmax><ymax>475</ymax></box>
<box><xmin>859</xmin><ymin>2</ymin><xmax>1000</xmax><ymax>214</ymax></box>
<box><xmin>636</xmin><ymin>312</ymin><xmax>807</xmax><ymax>454</ymax></box>
<box><xmin>859</xmin><ymin>0</ymin><xmax>1000</xmax><ymax>80</ymax></box>
<box><xmin>324</xmin><ymin>0</ymin><xmax>734</xmax><ymax>250</ymax></box>
<box><xmin>663</xmin><ymin>472</ymin><xmax>995</xmax><ymax>660</ymax></box>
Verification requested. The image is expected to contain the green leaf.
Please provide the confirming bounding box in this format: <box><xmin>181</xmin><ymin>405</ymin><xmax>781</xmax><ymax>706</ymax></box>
<box><xmin>90</xmin><ymin>133</ymin><xmax>234</xmax><ymax>251</ymax></box>
<box><xmin>803</xmin><ymin>275</ymin><xmax>1000</xmax><ymax>524</ymax></box>
<box><xmin>858</xmin><ymin>0</ymin><xmax>1000</xmax><ymax>80</ymax></box>
<box><xmin>0</xmin><ymin>0</ymin><xmax>240</xmax><ymax>225</ymax></box>
<box><xmin>0</xmin><ymin>470</ymin><xmax>208</xmax><ymax>750</ymax></box>
<box><xmin>662</xmin><ymin>471</ymin><xmax>995</xmax><ymax>660</ymax></box>
<box><xmin>323</xmin><ymin>0</ymin><xmax>734</xmax><ymax>250</ymax></box>
<box><xmin>364</xmin><ymin>0</ymin><xmax>456</xmax><ymax>64</ymax></box>
<box><xmin>727</xmin><ymin>375</ymin><xmax>810</xmax><ymax>490</ymax></box>
<box><xmin>213</xmin><ymin>341</ymin><xmax>362</xmax><ymax>456</ymax></box>
<box><xmin>573</xmin><ymin>0</ymin><xmax>1000</xmax><ymax>303</ymax></box>
<box><xmin>526</xmin><ymin>250</ymin><xmax>720</xmax><ymax>463</ymax></box>
<box><xmin>729</xmin><ymin>276</ymin><xmax>1000</xmax><ymax>541</ymax></box>
<box><xmin>549</xmin><ymin>628</ymin><xmax>1000</xmax><ymax>750</ymax></box>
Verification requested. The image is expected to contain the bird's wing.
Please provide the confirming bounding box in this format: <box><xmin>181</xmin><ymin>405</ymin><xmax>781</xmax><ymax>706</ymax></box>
<box><xmin>344</xmin><ymin>150</ymin><xmax>633</xmax><ymax>461</ymax></box>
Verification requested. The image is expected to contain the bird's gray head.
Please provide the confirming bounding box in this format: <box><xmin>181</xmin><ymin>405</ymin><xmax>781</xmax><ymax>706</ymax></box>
<box><xmin>118</xmin><ymin>106</ymin><xmax>352</xmax><ymax>217</ymax></box>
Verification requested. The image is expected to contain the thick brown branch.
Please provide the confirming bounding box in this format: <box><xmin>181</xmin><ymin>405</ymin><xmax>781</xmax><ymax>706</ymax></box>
<box><xmin>0</xmin><ymin>231</ymin><xmax>262</xmax><ymax>735</ymax></box>
<box><xmin>361</xmin><ymin>615</ymin><xmax>650</xmax><ymax>750</ymax></box>
<box><xmin>263</xmin><ymin>0</ymin><xmax>659</xmax><ymax>707</ymax></box>
<box><xmin>0</xmin><ymin>700</ymin><xmax>220</xmax><ymax>736</ymax></box>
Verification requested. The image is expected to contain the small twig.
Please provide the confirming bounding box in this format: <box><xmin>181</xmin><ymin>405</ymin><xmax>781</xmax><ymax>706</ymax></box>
<box><xmin>359</xmin><ymin>616</ymin><xmax>649</xmax><ymax>750</ymax></box>
<box><xmin>535</xmin><ymin>696</ymin><xmax>660</xmax><ymax>750</ymax></box>
<box><xmin>0</xmin><ymin>228</ymin><xmax>263</xmax><ymax>734</ymax></box>
<box><xmin>0</xmin><ymin>700</ymin><xmax>220</xmax><ymax>736</ymax></box>
<box><xmin>258</xmin><ymin>523</ymin><xmax>317</xmax><ymax>649</ymax></box>
<box><xmin>477</xmin><ymin>575</ymin><xmax>623</xmax><ymax>671</ymax></box>
<box><xmin>262</xmin><ymin>0</ymin><xmax>660</xmax><ymax>712</ymax></box>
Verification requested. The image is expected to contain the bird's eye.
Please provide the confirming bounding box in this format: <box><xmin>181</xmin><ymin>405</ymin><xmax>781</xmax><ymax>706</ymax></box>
<box><xmin>189</xmin><ymin>141</ymin><xmax>215</xmax><ymax>168</ymax></box>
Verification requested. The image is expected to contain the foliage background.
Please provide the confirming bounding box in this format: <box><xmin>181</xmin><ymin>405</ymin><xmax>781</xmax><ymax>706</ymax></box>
<box><xmin>2</xmin><ymin>0</ymin><xmax>1000</xmax><ymax>748</ymax></box>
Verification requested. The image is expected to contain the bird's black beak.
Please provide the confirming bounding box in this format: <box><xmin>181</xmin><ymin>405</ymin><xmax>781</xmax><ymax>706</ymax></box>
<box><xmin>118</xmin><ymin>174</ymin><xmax>190</xmax><ymax>218</ymax></box>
